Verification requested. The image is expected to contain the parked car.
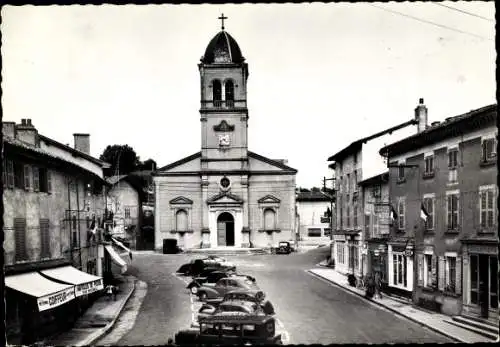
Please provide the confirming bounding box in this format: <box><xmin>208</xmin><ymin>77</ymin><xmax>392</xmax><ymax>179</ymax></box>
<box><xmin>197</xmin><ymin>300</ymin><xmax>266</xmax><ymax>322</ymax></box>
<box><xmin>187</xmin><ymin>271</ymin><xmax>256</xmax><ymax>294</ymax></box>
<box><xmin>197</xmin><ymin>277</ymin><xmax>261</xmax><ymax>302</ymax></box>
<box><xmin>174</xmin><ymin>313</ymin><xmax>283</xmax><ymax>345</ymax></box>
<box><xmin>176</xmin><ymin>257</ymin><xmax>236</xmax><ymax>276</ymax></box>
<box><xmin>275</xmin><ymin>241</ymin><xmax>292</xmax><ymax>254</ymax></box>
<box><xmin>202</xmin><ymin>290</ymin><xmax>275</xmax><ymax>315</ymax></box>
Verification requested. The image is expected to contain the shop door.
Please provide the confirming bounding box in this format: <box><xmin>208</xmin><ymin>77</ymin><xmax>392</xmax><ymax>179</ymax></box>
<box><xmin>479</xmin><ymin>254</ymin><xmax>489</xmax><ymax>318</ymax></box>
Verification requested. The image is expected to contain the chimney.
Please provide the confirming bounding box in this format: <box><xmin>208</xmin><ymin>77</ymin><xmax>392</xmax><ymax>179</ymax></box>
<box><xmin>15</xmin><ymin>119</ymin><xmax>38</xmax><ymax>146</ymax></box>
<box><xmin>414</xmin><ymin>98</ymin><xmax>428</xmax><ymax>133</ymax></box>
<box><xmin>73</xmin><ymin>133</ymin><xmax>90</xmax><ymax>154</ymax></box>
<box><xmin>2</xmin><ymin>122</ymin><xmax>16</xmax><ymax>139</ymax></box>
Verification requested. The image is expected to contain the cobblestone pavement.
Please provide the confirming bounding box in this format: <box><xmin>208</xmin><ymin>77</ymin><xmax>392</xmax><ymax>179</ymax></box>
<box><xmin>98</xmin><ymin>248</ymin><xmax>452</xmax><ymax>345</ymax></box>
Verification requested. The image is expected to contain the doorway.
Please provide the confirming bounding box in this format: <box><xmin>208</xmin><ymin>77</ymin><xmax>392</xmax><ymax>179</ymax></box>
<box><xmin>217</xmin><ymin>212</ymin><xmax>235</xmax><ymax>247</ymax></box>
<box><xmin>470</xmin><ymin>254</ymin><xmax>498</xmax><ymax>318</ymax></box>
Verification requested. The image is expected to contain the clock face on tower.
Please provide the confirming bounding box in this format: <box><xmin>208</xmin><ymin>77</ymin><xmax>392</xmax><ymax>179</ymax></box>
<box><xmin>218</xmin><ymin>134</ymin><xmax>230</xmax><ymax>146</ymax></box>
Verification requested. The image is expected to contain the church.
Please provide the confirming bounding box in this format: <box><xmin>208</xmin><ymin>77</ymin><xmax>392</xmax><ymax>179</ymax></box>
<box><xmin>153</xmin><ymin>17</ymin><xmax>297</xmax><ymax>250</ymax></box>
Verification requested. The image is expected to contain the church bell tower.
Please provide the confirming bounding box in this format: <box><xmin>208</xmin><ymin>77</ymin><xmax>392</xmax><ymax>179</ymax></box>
<box><xmin>198</xmin><ymin>14</ymin><xmax>249</xmax><ymax>167</ymax></box>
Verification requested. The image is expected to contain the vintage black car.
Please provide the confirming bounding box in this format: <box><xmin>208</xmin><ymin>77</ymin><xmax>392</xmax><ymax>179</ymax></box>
<box><xmin>176</xmin><ymin>257</ymin><xmax>236</xmax><ymax>276</ymax></box>
<box><xmin>174</xmin><ymin>313</ymin><xmax>283</xmax><ymax>345</ymax></box>
<box><xmin>197</xmin><ymin>300</ymin><xmax>266</xmax><ymax>322</ymax></box>
<box><xmin>201</xmin><ymin>291</ymin><xmax>275</xmax><ymax>316</ymax></box>
<box><xmin>275</xmin><ymin>241</ymin><xmax>292</xmax><ymax>254</ymax></box>
<box><xmin>197</xmin><ymin>277</ymin><xmax>262</xmax><ymax>302</ymax></box>
<box><xmin>187</xmin><ymin>271</ymin><xmax>256</xmax><ymax>294</ymax></box>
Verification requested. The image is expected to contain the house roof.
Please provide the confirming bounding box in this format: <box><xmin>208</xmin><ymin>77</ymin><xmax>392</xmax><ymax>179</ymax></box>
<box><xmin>327</xmin><ymin>119</ymin><xmax>417</xmax><ymax>162</ymax></box>
<box><xmin>379</xmin><ymin>104</ymin><xmax>497</xmax><ymax>157</ymax></box>
<box><xmin>38</xmin><ymin>134</ymin><xmax>110</xmax><ymax>168</ymax></box>
<box><xmin>106</xmin><ymin>174</ymin><xmax>147</xmax><ymax>201</ymax></box>
<box><xmin>4</xmin><ymin>136</ymin><xmax>107</xmax><ymax>183</ymax></box>
<box><xmin>359</xmin><ymin>172</ymin><xmax>389</xmax><ymax>187</ymax></box>
<box><xmin>296</xmin><ymin>190</ymin><xmax>331</xmax><ymax>202</ymax></box>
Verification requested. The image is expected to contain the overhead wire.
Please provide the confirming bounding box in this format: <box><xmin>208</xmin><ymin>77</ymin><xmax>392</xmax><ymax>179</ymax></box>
<box><xmin>368</xmin><ymin>3</ymin><xmax>494</xmax><ymax>41</ymax></box>
<box><xmin>433</xmin><ymin>2</ymin><xmax>495</xmax><ymax>22</ymax></box>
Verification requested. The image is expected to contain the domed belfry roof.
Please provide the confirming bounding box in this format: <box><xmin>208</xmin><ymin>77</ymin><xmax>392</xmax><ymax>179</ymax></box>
<box><xmin>201</xmin><ymin>31</ymin><xmax>245</xmax><ymax>64</ymax></box>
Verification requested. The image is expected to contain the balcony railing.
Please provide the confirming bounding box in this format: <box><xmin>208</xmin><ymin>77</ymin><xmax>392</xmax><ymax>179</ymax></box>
<box><xmin>201</xmin><ymin>100</ymin><xmax>246</xmax><ymax>109</ymax></box>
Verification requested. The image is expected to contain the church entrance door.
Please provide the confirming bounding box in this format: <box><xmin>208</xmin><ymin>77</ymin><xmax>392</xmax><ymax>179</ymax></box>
<box><xmin>217</xmin><ymin>212</ymin><xmax>235</xmax><ymax>247</ymax></box>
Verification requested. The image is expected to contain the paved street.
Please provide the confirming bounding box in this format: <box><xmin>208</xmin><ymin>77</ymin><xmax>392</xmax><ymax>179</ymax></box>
<box><xmin>98</xmin><ymin>248</ymin><xmax>452</xmax><ymax>345</ymax></box>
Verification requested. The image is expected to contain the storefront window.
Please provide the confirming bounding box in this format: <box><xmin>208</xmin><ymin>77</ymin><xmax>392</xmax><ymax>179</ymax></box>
<box><xmin>393</xmin><ymin>253</ymin><xmax>406</xmax><ymax>287</ymax></box>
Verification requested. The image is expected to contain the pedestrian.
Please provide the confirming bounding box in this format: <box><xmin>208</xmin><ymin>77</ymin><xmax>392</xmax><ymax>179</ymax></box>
<box><xmin>375</xmin><ymin>272</ymin><xmax>383</xmax><ymax>299</ymax></box>
<box><xmin>365</xmin><ymin>273</ymin><xmax>375</xmax><ymax>299</ymax></box>
<box><xmin>112</xmin><ymin>285</ymin><xmax>118</xmax><ymax>301</ymax></box>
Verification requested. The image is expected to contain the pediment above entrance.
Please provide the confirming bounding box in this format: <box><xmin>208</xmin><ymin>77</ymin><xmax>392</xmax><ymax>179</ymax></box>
<box><xmin>257</xmin><ymin>195</ymin><xmax>281</xmax><ymax>204</ymax></box>
<box><xmin>207</xmin><ymin>192</ymin><xmax>243</xmax><ymax>205</ymax></box>
<box><xmin>169</xmin><ymin>196</ymin><xmax>194</xmax><ymax>205</ymax></box>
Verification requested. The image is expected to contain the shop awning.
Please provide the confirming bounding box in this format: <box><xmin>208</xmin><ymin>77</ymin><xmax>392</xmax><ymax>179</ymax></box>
<box><xmin>40</xmin><ymin>266</ymin><xmax>104</xmax><ymax>297</ymax></box>
<box><xmin>5</xmin><ymin>272</ymin><xmax>75</xmax><ymax>312</ymax></box>
<box><xmin>112</xmin><ymin>237</ymin><xmax>133</xmax><ymax>261</ymax></box>
<box><xmin>105</xmin><ymin>245</ymin><xmax>128</xmax><ymax>274</ymax></box>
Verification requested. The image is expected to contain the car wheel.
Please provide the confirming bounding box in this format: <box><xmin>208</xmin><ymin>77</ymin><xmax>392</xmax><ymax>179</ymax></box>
<box><xmin>198</xmin><ymin>292</ymin><xmax>207</xmax><ymax>301</ymax></box>
<box><xmin>191</xmin><ymin>286</ymin><xmax>198</xmax><ymax>294</ymax></box>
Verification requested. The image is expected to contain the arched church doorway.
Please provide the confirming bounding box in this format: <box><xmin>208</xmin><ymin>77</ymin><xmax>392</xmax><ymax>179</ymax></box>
<box><xmin>217</xmin><ymin>212</ymin><xmax>235</xmax><ymax>247</ymax></box>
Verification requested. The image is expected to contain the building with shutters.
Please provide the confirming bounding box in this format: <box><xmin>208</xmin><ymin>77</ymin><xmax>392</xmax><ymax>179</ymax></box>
<box><xmin>359</xmin><ymin>172</ymin><xmax>390</xmax><ymax>282</ymax></box>
<box><xmin>106</xmin><ymin>174</ymin><xmax>146</xmax><ymax>249</ymax></box>
<box><xmin>380</xmin><ymin>104</ymin><xmax>498</xmax><ymax>319</ymax></box>
<box><xmin>153</xmin><ymin>21</ymin><xmax>297</xmax><ymax>251</ymax></box>
<box><xmin>2</xmin><ymin>119</ymin><xmax>111</xmax><ymax>344</ymax></box>
<box><xmin>327</xmin><ymin>100</ymin><xmax>421</xmax><ymax>280</ymax></box>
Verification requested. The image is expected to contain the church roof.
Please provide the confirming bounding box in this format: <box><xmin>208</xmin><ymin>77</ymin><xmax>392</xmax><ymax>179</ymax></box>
<box><xmin>201</xmin><ymin>31</ymin><xmax>245</xmax><ymax>64</ymax></box>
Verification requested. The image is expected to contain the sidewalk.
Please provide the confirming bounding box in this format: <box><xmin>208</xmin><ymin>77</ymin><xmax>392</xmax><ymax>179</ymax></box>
<box><xmin>308</xmin><ymin>263</ymin><xmax>496</xmax><ymax>344</ymax></box>
<box><xmin>43</xmin><ymin>274</ymin><xmax>137</xmax><ymax>347</ymax></box>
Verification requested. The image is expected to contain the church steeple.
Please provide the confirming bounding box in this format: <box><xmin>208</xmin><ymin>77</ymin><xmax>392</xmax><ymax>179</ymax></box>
<box><xmin>198</xmin><ymin>15</ymin><xmax>249</xmax><ymax>163</ymax></box>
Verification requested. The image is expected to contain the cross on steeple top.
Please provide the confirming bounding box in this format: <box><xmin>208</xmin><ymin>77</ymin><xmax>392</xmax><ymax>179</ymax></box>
<box><xmin>218</xmin><ymin>13</ymin><xmax>228</xmax><ymax>30</ymax></box>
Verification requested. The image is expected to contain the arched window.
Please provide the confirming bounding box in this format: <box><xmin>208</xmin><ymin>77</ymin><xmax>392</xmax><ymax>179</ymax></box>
<box><xmin>264</xmin><ymin>208</ymin><xmax>276</xmax><ymax>230</ymax></box>
<box><xmin>213</xmin><ymin>80</ymin><xmax>222</xmax><ymax>106</ymax></box>
<box><xmin>225</xmin><ymin>80</ymin><xmax>234</xmax><ymax>107</ymax></box>
<box><xmin>176</xmin><ymin>209</ymin><xmax>188</xmax><ymax>231</ymax></box>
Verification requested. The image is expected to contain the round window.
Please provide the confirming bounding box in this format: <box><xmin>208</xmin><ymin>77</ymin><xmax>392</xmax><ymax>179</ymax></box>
<box><xmin>220</xmin><ymin>177</ymin><xmax>230</xmax><ymax>188</ymax></box>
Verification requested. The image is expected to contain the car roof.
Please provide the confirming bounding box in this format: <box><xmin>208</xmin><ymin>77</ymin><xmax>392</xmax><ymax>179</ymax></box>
<box><xmin>220</xmin><ymin>300</ymin><xmax>258</xmax><ymax>308</ymax></box>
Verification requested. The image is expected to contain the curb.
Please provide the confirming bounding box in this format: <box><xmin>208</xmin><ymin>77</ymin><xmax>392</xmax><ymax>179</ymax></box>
<box><xmin>306</xmin><ymin>269</ymin><xmax>463</xmax><ymax>343</ymax></box>
<box><xmin>76</xmin><ymin>276</ymin><xmax>138</xmax><ymax>347</ymax></box>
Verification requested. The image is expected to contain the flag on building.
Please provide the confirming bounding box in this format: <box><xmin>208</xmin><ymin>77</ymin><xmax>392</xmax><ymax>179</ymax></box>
<box><xmin>420</xmin><ymin>203</ymin><xmax>430</xmax><ymax>222</ymax></box>
<box><xmin>390</xmin><ymin>205</ymin><xmax>398</xmax><ymax>223</ymax></box>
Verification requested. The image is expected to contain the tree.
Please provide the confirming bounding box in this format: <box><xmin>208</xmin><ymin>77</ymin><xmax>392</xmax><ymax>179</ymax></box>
<box><xmin>100</xmin><ymin>144</ymin><xmax>140</xmax><ymax>176</ymax></box>
<box><xmin>137</xmin><ymin>158</ymin><xmax>157</xmax><ymax>171</ymax></box>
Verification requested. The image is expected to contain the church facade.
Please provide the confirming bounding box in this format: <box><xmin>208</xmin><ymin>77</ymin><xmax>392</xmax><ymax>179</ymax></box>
<box><xmin>153</xmin><ymin>25</ymin><xmax>297</xmax><ymax>250</ymax></box>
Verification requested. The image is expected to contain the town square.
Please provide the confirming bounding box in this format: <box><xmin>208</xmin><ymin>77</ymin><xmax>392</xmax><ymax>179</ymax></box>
<box><xmin>1</xmin><ymin>2</ymin><xmax>497</xmax><ymax>345</ymax></box>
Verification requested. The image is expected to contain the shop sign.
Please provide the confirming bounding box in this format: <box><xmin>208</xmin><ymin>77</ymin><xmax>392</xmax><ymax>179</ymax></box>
<box><xmin>75</xmin><ymin>278</ymin><xmax>104</xmax><ymax>297</ymax></box>
<box><xmin>333</xmin><ymin>234</ymin><xmax>346</xmax><ymax>241</ymax></box>
<box><xmin>37</xmin><ymin>287</ymin><xmax>75</xmax><ymax>312</ymax></box>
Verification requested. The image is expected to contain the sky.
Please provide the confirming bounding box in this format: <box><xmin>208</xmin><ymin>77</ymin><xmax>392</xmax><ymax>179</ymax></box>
<box><xmin>1</xmin><ymin>2</ymin><xmax>496</xmax><ymax>189</ymax></box>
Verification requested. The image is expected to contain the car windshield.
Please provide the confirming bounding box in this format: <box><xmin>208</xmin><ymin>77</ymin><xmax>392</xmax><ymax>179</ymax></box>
<box><xmin>279</xmin><ymin>242</ymin><xmax>288</xmax><ymax>246</ymax></box>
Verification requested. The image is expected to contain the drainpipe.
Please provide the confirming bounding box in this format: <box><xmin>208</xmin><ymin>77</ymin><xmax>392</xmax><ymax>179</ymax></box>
<box><xmin>68</xmin><ymin>177</ymin><xmax>73</xmax><ymax>263</ymax></box>
<box><xmin>76</xmin><ymin>178</ymin><xmax>82</xmax><ymax>269</ymax></box>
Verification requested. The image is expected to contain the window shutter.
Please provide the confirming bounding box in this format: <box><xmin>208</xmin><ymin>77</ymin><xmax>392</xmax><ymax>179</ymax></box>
<box><xmin>14</xmin><ymin>218</ymin><xmax>27</xmax><ymax>261</ymax></box>
<box><xmin>24</xmin><ymin>164</ymin><xmax>31</xmax><ymax>190</ymax></box>
<box><xmin>431</xmin><ymin>255</ymin><xmax>438</xmax><ymax>288</ymax></box>
<box><xmin>47</xmin><ymin>170</ymin><xmax>52</xmax><ymax>193</ymax></box>
<box><xmin>417</xmin><ymin>253</ymin><xmax>424</xmax><ymax>287</ymax></box>
<box><xmin>7</xmin><ymin>160</ymin><xmax>15</xmax><ymax>188</ymax></box>
<box><xmin>2</xmin><ymin>159</ymin><xmax>6</xmax><ymax>188</ymax></box>
<box><xmin>447</xmin><ymin>196</ymin><xmax>452</xmax><ymax>228</ymax></box>
<box><xmin>455</xmin><ymin>256</ymin><xmax>462</xmax><ymax>294</ymax></box>
<box><xmin>32</xmin><ymin>167</ymin><xmax>40</xmax><ymax>192</ymax></box>
<box><xmin>438</xmin><ymin>256</ymin><xmax>445</xmax><ymax>291</ymax></box>
<box><xmin>40</xmin><ymin>219</ymin><xmax>50</xmax><ymax>258</ymax></box>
